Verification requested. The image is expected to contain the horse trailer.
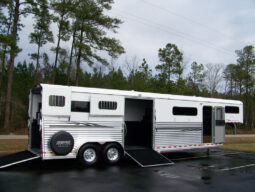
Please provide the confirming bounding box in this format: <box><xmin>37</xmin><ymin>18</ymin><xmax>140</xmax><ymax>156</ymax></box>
<box><xmin>0</xmin><ymin>84</ymin><xmax>243</xmax><ymax>168</ymax></box>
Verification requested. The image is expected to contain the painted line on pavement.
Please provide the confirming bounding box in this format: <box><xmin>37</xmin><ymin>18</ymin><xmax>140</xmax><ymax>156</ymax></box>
<box><xmin>171</xmin><ymin>152</ymin><xmax>244</xmax><ymax>161</ymax></box>
<box><xmin>221</xmin><ymin>163</ymin><xmax>255</xmax><ymax>171</ymax></box>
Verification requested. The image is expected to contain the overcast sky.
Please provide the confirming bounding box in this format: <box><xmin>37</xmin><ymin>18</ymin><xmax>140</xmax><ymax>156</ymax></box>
<box><xmin>18</xmin><ymin>0</ymin><xmax>255</xmax><ymax>73</ymax></box>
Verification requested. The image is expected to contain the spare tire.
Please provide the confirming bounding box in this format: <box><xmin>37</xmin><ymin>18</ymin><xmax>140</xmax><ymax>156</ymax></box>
<box><xmin>50</xmin><ymin>131</ymin><xmax>74</xmax><ymax>155</ymax></box>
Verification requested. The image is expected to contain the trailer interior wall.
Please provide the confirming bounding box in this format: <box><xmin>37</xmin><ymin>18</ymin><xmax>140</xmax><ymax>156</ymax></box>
<box><xmin>29</xmin><ymin>91</ymin><xmax>42</xmax><ymax>152</ymax></box>
<box><xmin>124</xmin><ymin>99</ymin><xmax>153</xmax><ymax>148</ymax></box>
<box><xmin>203</xmin><ymin>106</ymin><xmax>212</xmax><ymax>143</ymax></box>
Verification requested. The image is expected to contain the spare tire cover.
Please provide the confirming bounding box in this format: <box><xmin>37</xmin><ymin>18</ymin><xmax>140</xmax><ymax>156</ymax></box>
<box><xmin>50</xmin><ymin>131</ymin><xmax>74</xmax><ymax>155</ymax></box>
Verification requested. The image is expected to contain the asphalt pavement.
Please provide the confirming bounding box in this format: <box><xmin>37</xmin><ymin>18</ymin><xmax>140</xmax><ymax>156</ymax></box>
<box><xmin>0</xmin><ymin>149</ymin><xmax>255</xmax><ymax>192</ymax></box>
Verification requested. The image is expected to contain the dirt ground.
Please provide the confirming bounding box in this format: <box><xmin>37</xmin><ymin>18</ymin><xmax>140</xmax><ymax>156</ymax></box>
<box><xmin>0</xmin><ymin>128</ymin><xmax>28</xmax><ymax>135</ymax></box>
<box><xmin>0</xmin><ymin>140</ymin><xmax>28</xmax><ymax>154</ymax></box>
<box><xmin>221</xmin><ymin>136</ymin><xmax>255</xmax><ymax>152</ymax></box>
<box><xmin>225</xmin><ymin>136</ymin><xmax>255</xmax><ymax>144</ymax></box>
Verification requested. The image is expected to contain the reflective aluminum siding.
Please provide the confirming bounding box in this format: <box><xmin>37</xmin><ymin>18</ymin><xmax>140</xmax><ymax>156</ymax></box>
<box><xmin>154</xmin><ymin>123</ymin><xmax>202</xmax><ymax>148</ymax></box>
<box><xmin>42</xmin><ymin>119</ymin><xmax>124</xmax><ymax>160</ymax></box>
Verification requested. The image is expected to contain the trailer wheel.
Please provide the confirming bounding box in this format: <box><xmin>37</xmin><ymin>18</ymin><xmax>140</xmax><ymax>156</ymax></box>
<box><xmin>78</xmin><ymin>144</ymin><xmax>99</xmax><ymax>166</ymax></box>
<box><xmin>102</xmin><ymin>143</ymin><xmax>122</xmax><ymax>165</ymax></box>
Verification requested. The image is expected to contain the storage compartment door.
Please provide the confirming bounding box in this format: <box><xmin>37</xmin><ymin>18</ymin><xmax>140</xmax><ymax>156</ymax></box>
<box><xmin>90</xmin><ymin>94</ymin><xmax>124</xmax><ymax>116</ymax></box>
<box><xmin>213</xmin><ymin>107</ymin><xmax>225</xmax><ymax>143</ymax></box>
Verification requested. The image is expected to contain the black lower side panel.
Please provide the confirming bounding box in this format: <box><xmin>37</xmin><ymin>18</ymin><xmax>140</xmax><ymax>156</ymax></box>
<box><xmin>0</xmin><ymin>150</ymin><xmax>40</xmax><ymax>169</ymax></box>
<box><xmin>125</xmin><ymin>147</ymin><xmax>174</xmax><ymax>167</ymax></box>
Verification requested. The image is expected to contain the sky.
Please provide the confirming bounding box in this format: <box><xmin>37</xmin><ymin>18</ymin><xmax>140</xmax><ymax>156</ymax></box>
<box><xmin>17</xmin><ymin>0</ymin><xmax>255</xmax><ymax>74</ymax></box>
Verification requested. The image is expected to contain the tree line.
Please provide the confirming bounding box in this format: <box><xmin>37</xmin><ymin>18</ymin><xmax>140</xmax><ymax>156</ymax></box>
<box><xmin>0</xmin><ymin>0</ymin><xmax>124</xmax><ymax>131</ymax></box>
<box><xmin>0</xmin><ymin>0</ymin><xmax>255</xmax><ymax>132</ymax></box>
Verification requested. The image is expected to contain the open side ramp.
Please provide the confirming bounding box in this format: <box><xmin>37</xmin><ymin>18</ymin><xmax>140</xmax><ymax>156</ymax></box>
<box><xmin>0</xmin><ymin>150</ymin><xmax>40</xmax><ymax>169</ymax></box>
<box><xmin>125</xmin><ymin>147</ymin><xmax>174</xmax><ymax>168</ymax></box>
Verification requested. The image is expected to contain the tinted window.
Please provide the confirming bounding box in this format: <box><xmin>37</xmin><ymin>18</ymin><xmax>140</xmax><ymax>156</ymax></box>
<box><xmin>216</xmin><ymin>108</ymin><xmax>223</xmax><ymax>120</ymax></box>
<box><xmin>173</xmin><ymin>107</ymin><xmax>197</xmax><ymax>116</ymax></box>
<box><xmin>71</xmin><ymin>101</ymin><xmax>90</xmax><ymax>112</ymax></box>
<box><xmin>225</xmin><ymin>106</ymin><xmax>239</xmax><ymax>114</ymax></box>
<box><xmin>99</xmin><ymin>101</ymin><xmax>117</xmax><ymax>110</ymax></box>
<box><xmin>49</xmin><ymin>95</ymin><xmax>65</xmax><ymax>107</ymax></box>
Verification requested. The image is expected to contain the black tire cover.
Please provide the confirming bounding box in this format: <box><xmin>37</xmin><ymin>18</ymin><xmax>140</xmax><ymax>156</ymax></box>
<box><xmin>50</xmin><ymin>131</ymin><xmax>74</xmax><ymax>155</ymax></box>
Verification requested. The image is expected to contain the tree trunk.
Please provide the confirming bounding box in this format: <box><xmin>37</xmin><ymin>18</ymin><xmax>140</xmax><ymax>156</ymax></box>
<box><xmin>75</xmin><ymin>30</ymin><xmax>83</xmax><ymax>86</ymax></box>
<box><xmin>168</xmin><ymin>65</ymin><xmax>171</xmax><ymax>82</ymax></box>
<box><xmin>0</xmin><ymin>46</ymin><xmax>7</xmax><ymax>91</ymax></box>
<box><xmin>67</xmin><ymin>29</ymin><xmax>76</xmax><ymax>85</ymax></box>
<box><xmin>245</xmin><ymin>65</ymin><xmax>249</xmax><ymax>126</ymax></box>
<box><xmin>234</xmin><ymin>81</ymin><xmax>237</xmax><ymax>96</ymax></box>
<box><xmin>239</xmin><ymin>81</ymin><xmax>242</xmax><ymax>98</ymax></box>
<box><xmin>34</xmin><ymin>44</ymin><xmax>41</xmax><ymax>85</ymax></box>
<box><xmin>3</xmin><ymin>0</ymin><xmax>20</xmax><ymax>132</ymax></box>
<box><xmin>0</xmin><ymin>8</ymin><xmax>12</xmax><ymax>93</ymax></box>
<box><xmin>52</xmin><ymin>19</ymin><xmax>63</xmax><ymax>84</ymax></box>
<box><xmin>230</xmin><ymin>74</ymin><xmax>233</xmax><ymax>97</ymax></box>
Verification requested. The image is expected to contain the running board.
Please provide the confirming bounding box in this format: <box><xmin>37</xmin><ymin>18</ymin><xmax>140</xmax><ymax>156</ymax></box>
<box><xmin>0</xmin><ymin>150</ymin><xmax>40</xmax><ymax>169</ymax></box>
<box><xmin>125</xmin><ymin>147</ymin><xmax>174</xmax><ymax>168</ymax></box>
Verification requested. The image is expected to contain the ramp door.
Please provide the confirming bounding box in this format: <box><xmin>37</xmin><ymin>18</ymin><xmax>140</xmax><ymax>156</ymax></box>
<box><xmin>0</xmin><ymin>150</ymin><xmax>40</xmax><ymax>169</ymax></box>
<box><xmin>125</xmin><ymin>147</ymin><xmax>174</xmax><ymax>167</ymax></box>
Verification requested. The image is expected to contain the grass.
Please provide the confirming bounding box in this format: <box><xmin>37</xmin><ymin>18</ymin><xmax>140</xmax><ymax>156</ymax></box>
<box><xmin>0</xmin><ymin>139</ymin><xmax>28</xmax><ymax>154</ymax></box>
<box><xmin>221</xmin><ymin>143</ymin><xmax>255</xmax><ymax>152</ymax></box>
<box><xmin>225</xmin><ymin>137</ymin><xmax>255</xmax><ymax>144</ymax></box>
<box><xmin>0</xmin><ymin>136</ymin><xmax>255</xmax><ymax>154</ymax></box>
<box><xmin>221</xmin><ymin>136</ymin><xmax>255</xmax><ymax>152</ymax></box>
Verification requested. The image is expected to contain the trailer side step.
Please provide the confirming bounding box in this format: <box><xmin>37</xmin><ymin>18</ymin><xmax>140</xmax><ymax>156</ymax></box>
<box><xmin>0</xmin><ymin>150</ymin><xmax>40</xmax><ymax>169</ymax></box>
<box><xmin>125</xmin><ymin>147</ymin><xmax>174</xmax><ymax>168</ymax></box>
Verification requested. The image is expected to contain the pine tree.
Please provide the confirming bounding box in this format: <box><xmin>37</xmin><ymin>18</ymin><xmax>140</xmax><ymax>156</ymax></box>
<box><xmin>30</xmin><ymin>0</ymin><xmax>53</xmax><ymax>84</ymax></box>
<box><xmin>223</xmin><ymin>64</ymin><xmax>236</xmax><ymax>97</ymax></box>
<box><xmin>72</xmin><ymin>0</ymin><xmax>125</xmax><ymax>85</ymax></box>
<box><xmin>156</xmin><ymin>43</ymin><xmax>183</xmax><ymax>82</ymax></box>
<box><xmin>235</xmin><ymin>45</ymin><xmax>255</xmax><ymax>127</ymax></box>
<box><xmin>0</xmin><ymin>1</ymin><xmax>10</xmax><ymax>91</ymax></box>
<box><xmin>50</xmin><ymin>0</ymin><xmax>72</xmax><ymax>83</ymax></box>
<box><xmin>67</xmin><ymin>25</ymin><xmax>76</xmax><ymax>85</ymax></box>
<box><xmin>3</xmin><ymin>0</ymin><xmax>35</xmax><ymax>131</ymax></box>
<box><xmin>189</xmin><ymin>61</ymin><xmax>205</xmax><ymax>91</ymax></box>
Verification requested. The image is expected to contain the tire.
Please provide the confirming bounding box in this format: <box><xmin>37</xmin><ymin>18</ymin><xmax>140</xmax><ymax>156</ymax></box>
<box><xmin>50</xmin><ymin>131</ymin><xmax>74</xmax><ymax>156</ymax></box>
<box><xmin>78</xmin><ymin>144</ymin><xmax>99</xmax><ymax>166</ymax></box>
<box><xmin>102</xmin><ymin>143</ymin><xmax>122</xmax><ymax>165</ymax></box>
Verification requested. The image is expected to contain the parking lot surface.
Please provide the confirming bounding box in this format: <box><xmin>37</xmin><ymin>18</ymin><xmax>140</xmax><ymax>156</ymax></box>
<box><xmin>0</xmin><ymin>149</ymin><xmax>255</xmax><ymax>192</ymax></box>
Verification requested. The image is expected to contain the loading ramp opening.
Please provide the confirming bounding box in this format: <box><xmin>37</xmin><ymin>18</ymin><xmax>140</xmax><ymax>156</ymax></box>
<box><xmin>125</xmin><ymin>147</ymin><xmax>174</xmax><ymax>167</ymax></box>
<box><xmin>0</xmin><ymin>150</ymin><xmax>40</xmax><ymax>169</ymax></box>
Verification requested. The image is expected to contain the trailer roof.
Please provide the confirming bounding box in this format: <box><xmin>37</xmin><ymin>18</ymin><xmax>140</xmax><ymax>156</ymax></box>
<box><xmin>40</xmin><ymin>84</ymin><xmax>242</xmax><ymax>105</ymax></box>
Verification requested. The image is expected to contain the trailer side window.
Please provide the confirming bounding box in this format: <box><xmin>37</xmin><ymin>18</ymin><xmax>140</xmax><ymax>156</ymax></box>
<box><xmin>49</xmin><ymin>95</ymin><xmax>65</xmax><ymax>107</ymax></box>
<box><xmin>225</xmin><ymin>106</ymin><xmax>239</xmax><ymax>114</ymax></box>
<box><xmin>173</xmin><ymin>107</ymin><xmax>197</xmax><ymax>116</ymax></box>
<box><xmin>71</xmin><ymin>101</ymin><xmax>90</xmax><ymax>112</ymax></box>
<box><xmin>216</xmin><ymin>107</ymin><xmax>225</xmax><ymax>126</ymax></box>
<box><xmin>99</xmin><ymin>101</ymin><xmax>117</xmax><ymax>110</ymax></box>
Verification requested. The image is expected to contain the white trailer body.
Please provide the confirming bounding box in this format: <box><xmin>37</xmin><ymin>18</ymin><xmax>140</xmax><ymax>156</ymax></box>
<box><xmin>24</xmin><ymin>84</ymin><xmax>243</xmax><ymax>167</ymax></box>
